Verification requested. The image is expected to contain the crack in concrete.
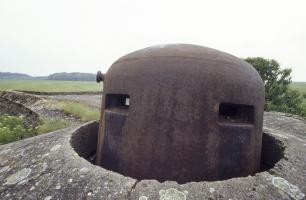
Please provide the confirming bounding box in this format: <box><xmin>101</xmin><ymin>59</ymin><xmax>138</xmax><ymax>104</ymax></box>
<box><xmin>128</xmin><ymin>179</ymin><xmax>140</xmax><ymax>200</ymax></box>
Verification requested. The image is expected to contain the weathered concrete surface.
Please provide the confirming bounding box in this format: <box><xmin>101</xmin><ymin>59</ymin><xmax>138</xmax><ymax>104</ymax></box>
<box><xmin>0</xmin><ymin>97</ymin><xmax>40</xmax><ymax>128</ymax></box>
<box><xmin>0</xmin><ymin>112</ymin><xmax>305</xmax><ymax>199</ymax></box>
<box><xmin>0</xmin><ymin>90</ymin><xmax>92</xmax><ymax>124</ymax></box>
<box><xmin>0</xmin><ymin>91</ymin><xmax>40</xmax><ymax>107</ymax></box>
<box><xmin>0</xmin><ymin>126</ymin><xmax>136</xmax><ymax>199</ymax></box>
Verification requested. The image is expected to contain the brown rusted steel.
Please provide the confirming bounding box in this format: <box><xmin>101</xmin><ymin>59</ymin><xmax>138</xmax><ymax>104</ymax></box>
<box><xmin>96</xmin><ymin>44</ymin><xmax>265</xmax><ymax>183</ymax></box>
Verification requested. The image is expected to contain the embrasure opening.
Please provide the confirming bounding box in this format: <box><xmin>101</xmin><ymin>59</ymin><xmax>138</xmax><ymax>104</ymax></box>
<box><xmin>219</xmin><ymin>103</ymin><xmax>254</xmax><ymax>124</ymax></box>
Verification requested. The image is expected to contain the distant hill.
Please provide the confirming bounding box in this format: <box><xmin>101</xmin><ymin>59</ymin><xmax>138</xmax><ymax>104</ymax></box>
<box><xmin>0</xmin><ymin>72</ymin><xmax>35</xmax><ymax>80</ymax></box>
<box><xmin>0</xmin><ymin>72</ymin><xmax>96</xmax><ymax>81</ymax></box>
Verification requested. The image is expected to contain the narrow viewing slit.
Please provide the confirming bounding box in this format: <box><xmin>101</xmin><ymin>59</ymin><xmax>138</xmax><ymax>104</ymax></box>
<box><xmin>105</xmin><ymin>94</ymin><xmax>130</xmax><ymax>112</ymax></box>
<box><xmin>219</xmin><ymin>103</ymin><xmax>254</xmax><ymax>124</ymax></box>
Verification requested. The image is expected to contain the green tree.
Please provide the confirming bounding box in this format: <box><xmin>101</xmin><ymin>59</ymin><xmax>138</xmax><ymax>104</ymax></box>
<box><xmin>245</xmin><ymin>57</ymin><xmax>306</xmax><ymax>117</ymax></box>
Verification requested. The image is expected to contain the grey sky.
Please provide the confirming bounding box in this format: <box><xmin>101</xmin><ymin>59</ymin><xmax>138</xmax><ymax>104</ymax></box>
<box><xmin>0</xmin><ymin>0</ymin><xmax>305</xmax><ymax>81</ymax></box>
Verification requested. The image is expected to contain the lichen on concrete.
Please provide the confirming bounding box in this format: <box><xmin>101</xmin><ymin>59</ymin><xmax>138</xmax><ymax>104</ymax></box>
<box><xmin>50</xmin><ymin>144</ymin><xmax>61</xmax><ymax>151</ymax></box>
<box><xmin>138</xmin><ymin>196</ymin><xmax>148</xmax><ymax>200</ymax></box>
<box><xmin>272</xmin><ymin>176</ymin><xmax>305</xmax><ymax>200</ymax></box>
<box><xmin>4</xmin><ymin>168</ymin><xmax>31</xmax><ymax>185</ymax></box>
<box><xmin>159</xmin><ymin>188</ymin><xmax>187</xmax><ymax>200</ymax></box>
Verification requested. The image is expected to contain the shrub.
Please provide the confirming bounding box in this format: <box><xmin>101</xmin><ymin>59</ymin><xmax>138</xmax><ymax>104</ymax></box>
<box><xmin>0</xmin><ymin>114</ymin><xmax>37</xmax><ymax>144</ymax></box>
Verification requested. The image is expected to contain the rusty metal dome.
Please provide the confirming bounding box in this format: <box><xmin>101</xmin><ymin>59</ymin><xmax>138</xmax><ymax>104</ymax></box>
<box><xmin>96</xmin><ymin>44</ymin><xmax>265</xmax><ymax>183</ymax></box>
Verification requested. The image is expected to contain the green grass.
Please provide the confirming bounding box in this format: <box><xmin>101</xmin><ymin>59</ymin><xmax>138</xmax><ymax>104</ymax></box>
<box><xmin>291</xmin><ymin>82</ymin><xmax>306</xmax><ymax>104</ymax></box>
<box><xmin>37</xmin><ymin>118</ymin><xmax>72</xmax><ymax>134</ymax></box>
<box><xmin>57</xmin><ymin>101</ymin><xmax>100</xmax><ymax>121</ymax></box>
<box><xmin>291</xmin><ymin>82</ymin><xmax>306</xmax><ymax>94</ymax></box>
<box><xmin>0</xmin><ymin>80</ymin><xmax>102</xmax><ymax>92</ymax></box>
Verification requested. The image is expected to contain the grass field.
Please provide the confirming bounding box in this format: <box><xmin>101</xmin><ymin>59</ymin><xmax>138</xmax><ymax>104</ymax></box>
<box><xmin>291</xmin><ymin>82</ymin><xmax>306</xmax><ymax>95</ymax></box>
<box><xmin>1</xmin><ymin>79</ymin><xmax>305</xmax><ymax>93</ymax></box>
<box><xmin>56</xmin><ymin>101</ymin><xmax>100</xmax><ymax>121</ymax></box>
<box><xmin>37</xmin><ymin>118</ymin><xmax>73</xmax><ymax>134</ymax></box>
<box><xmin>290</xmin><ymin>82</ymin><xmax>306</xmax><ymax>105</ymax></box>
<box><xmin>0</xmin><ymin>80</ymin><xmax>102</xmax><ymax>92</ymax></box>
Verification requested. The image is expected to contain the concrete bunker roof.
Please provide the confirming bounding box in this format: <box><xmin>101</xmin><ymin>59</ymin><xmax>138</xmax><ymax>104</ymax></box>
<box><xmin>0</xmin><ymin>112</ymin><xmax>305</xmax><ymax>199</ymax></box>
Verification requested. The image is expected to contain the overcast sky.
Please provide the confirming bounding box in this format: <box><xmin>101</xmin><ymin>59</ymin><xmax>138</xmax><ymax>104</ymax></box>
<box><xmin>0</xmin><ymin>0</ymin><xmax>305</xmax><ymax>81</ymax></box>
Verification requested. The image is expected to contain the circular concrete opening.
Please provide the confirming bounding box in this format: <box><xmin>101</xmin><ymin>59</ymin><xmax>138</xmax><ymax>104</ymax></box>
<box><xmin>70</xmin><ymin>121</ymin><xmax>286</xmax><ymax>183</ymax></box>
<box><xmin>70</xmin><ymin>121</ymin><xmax>100</xmax><ymax>163</ymax></box>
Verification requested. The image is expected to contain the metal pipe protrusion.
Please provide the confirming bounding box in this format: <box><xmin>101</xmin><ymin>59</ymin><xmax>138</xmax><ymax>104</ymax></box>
<box><xmin>96</xmin><ymin>71</ymin><xmax>105</xmax><ymax>83</ymax></box>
